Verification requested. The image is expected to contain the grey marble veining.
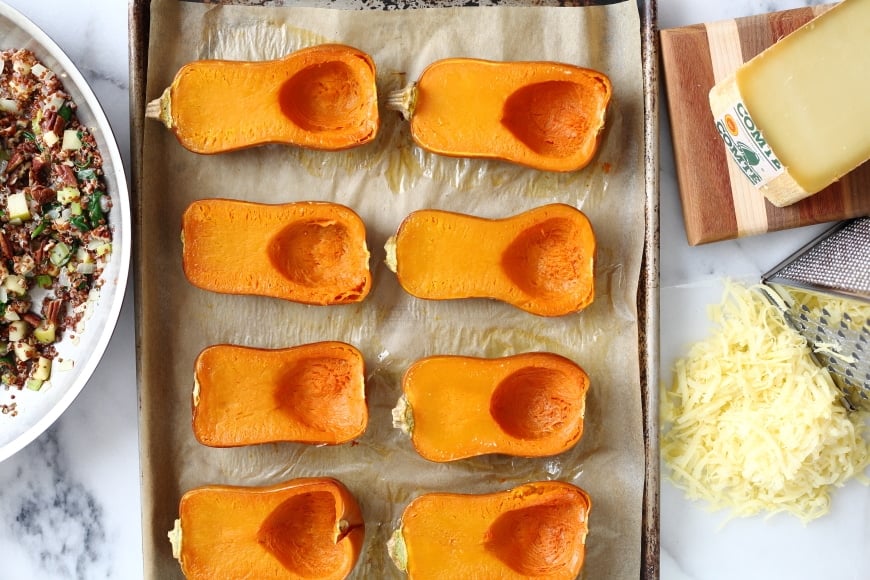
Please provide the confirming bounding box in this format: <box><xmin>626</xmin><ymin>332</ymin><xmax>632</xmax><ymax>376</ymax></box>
<box><xmin>0</xmin><ymin>427</ymin><xmax>108</xmax><ymax>578</ymax></box>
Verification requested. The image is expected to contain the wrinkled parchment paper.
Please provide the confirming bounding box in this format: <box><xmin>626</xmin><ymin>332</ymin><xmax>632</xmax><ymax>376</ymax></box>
<box><xmin>140</xmin><ymin>1</ymin><xmax>645</xmax><ymax>577</ymax></box>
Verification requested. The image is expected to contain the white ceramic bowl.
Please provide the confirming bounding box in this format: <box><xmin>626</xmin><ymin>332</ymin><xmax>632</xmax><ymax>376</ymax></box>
<box><xmin>0</xmin><ymin>2</ymin><xmax>131</xmax><ymax>462</ymax></box>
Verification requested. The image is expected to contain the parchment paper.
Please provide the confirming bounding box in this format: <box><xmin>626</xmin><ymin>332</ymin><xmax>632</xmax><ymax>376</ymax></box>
<box><xmin>139</xmin><ymin>1</ymin><xmax>646</xmax><ymax>578</ymax></box>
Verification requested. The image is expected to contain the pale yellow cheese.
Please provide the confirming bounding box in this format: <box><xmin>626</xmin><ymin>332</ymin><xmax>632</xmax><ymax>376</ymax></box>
<box><xmin>709</xmin><ymin>0</ymin><xmax>870</xmax><ymax>207</ymax></box>
<box><xmin>661</xmin><ymin>281</ymin><xmax>870</xmax><ymax>522</ymax></box>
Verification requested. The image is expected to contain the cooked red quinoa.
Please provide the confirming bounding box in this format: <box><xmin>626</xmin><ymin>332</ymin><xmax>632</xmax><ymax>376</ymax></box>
<box><xmin>0</xmin><ymin>49</ymin><xmax>113</xmax><ymax>392</ymax></box>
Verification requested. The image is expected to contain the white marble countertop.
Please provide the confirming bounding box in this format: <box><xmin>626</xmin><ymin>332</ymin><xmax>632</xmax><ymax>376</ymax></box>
<box><xmin>0</xmin><ymin>0</ymin><xmax>866</xmax><ymax>578</ymax></box>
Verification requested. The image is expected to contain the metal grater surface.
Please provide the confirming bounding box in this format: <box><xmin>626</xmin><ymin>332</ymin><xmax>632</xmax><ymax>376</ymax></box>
<box><xmin>763</xmin><ymin>218</ymin><xmax>870</xmax><ymax>410</ymax></box>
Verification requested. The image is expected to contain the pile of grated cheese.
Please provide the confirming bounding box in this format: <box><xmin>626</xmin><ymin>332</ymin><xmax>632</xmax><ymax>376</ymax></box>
<box><xmin>661</xmin><ymin>281</ymin><xmax>870</xmax><ymax>523</ymax></box>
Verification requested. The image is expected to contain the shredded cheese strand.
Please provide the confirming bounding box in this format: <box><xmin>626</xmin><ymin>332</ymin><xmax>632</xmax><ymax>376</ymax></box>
<box><xmin>661</xmin><ymin>281</ymin><xmax>870</xmax><ymax>523</ymax></box>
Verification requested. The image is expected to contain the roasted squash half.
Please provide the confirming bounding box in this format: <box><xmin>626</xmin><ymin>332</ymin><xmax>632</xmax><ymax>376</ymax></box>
<box><xmin>193</xmin><ymin>341</ymin><xmax>368</xmax><ymax>447</ymax></box>
<box><xmin>169</xmin><ymin>477</ymin><xmax>364</xmax><ymax>580</ymax></box>
<box><xmin>182</xmin><ymin>199</ymin><xmax>371</xmax><ymax>305</ymax></box>
<box><xmin>385</xmin><ymin>203</ymin><xmax>595</xmax><ymax>316</ymax></box>
<box><xmin>388</xmin><ymin>480</ymin><xmax>591</xmax><ymax>579</ymax></box>
<box><xmin>388</xmin><ymin>58</ymin><xmax>611</xmax><ymax>171</ymax></box>
<box><xmin>393</xmin><ymin>352</ymin><xmax>589</xmax><ymax>461</ymax></box>
<box><xmin>147</xmin><ymin>44</ymin><xmax>379</xmax><ymax>154</ymax></box>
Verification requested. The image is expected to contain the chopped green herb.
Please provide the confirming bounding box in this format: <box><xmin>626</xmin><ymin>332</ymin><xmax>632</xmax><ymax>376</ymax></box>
<box><xmin>30</xmin><ymin>218</ymin><xmax>47</xmax><ymax>238</ymax></box>
<box><xmin>70</xmin><ymin>214</ymin><xmax>90</xmax><ymax>231</ymax></box>
<box><xmin>74</xmin><ymin>154</ymin><xmax>92</xmax><ymax>169</ymax></box>
<box><xmin>88</xmin><ymin>192</ymin><xmax>104</xmax><ymax>224</ymax></box>
<box><xmin>57</xmin><ymin>103</ymin><xmax>72</xmax><ymax>122</ymax></box>
<box><xmin>0</xmin><ymin>355</ymin><xmax>14</xmax><ymax>370</ymax></box>
<box><xmin>76</xmin><ymin>168</ymin><xmax>96</xmax><ymax>181</ymax></box>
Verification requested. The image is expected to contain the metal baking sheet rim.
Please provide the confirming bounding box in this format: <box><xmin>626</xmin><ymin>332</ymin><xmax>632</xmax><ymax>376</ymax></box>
<box><xmin>127</xmin><ymin>0</ymin><xmax>661</xmax><ymax>577</ymax></box>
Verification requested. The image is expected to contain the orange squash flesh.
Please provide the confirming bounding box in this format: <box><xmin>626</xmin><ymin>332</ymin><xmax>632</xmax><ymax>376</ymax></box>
<box><xmin>170</xmin><ymin>477</ymin><xmax>364</xmax><ymax>580</ymax></box>
<box><xmin>193</xmin><ymin>342</ymin><xmax>368</xmax><ymax>447</ymax></box>
<box><xmin>388</xmin><ymin>481</ymin><xmax>591</xmax><ymax>579</ymax></box>
<box><xmin>147</xmin><ymin>44</ymin><xmax>380</xmax><ymax>154</ymax></box>
<box><xmin>182</xmin><ymin>199</ymin><xmax>371</xmax><ymax>305</ymax></box>
<box><xmin>385</xmin><ymin>203</ymin><xmax>595</xmax><ymax>317</ymax></box>
<box><xmin>388</xmin><ymin>58</ymin><xmax>611</xmax><ymax>171</ymax></box>
<box><xmin>393</xmin><ymin>353</ymin><xmax>589</xmax><ymax>462</ymax></box>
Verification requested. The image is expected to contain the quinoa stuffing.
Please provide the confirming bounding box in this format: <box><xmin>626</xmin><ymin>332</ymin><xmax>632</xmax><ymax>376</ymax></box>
<box><xmin>0</xmin><ymin>48</ymin><xmax>113</xmax><ymax>395</ymax></box>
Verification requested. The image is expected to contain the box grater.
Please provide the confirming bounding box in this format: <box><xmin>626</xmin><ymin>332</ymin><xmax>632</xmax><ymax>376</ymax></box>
<box><xmin>762</xmin><ymin>217</ymin><xmax>870</xmax><ymax>411</ymax></box>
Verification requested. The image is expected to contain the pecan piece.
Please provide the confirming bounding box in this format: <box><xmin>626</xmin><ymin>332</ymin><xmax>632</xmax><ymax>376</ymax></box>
<box><xmin>0</xmin><ymin>230</ymin><xmax>13</xmax><ymax>260</ymax></box>
<box><xmin>30</xmin><ymin>185</ymin><xmax>55</xmax><ymax>205</ymax></box>
<box><xmin>42</xmin><ymin>298</ymin><xmax>64</xmax><ymax>325</ymax></box>
<box><xmin>51</xmin><ymin>111</ymin><xmax>67</xmax><ymax>136</ymax></box>
<box><xmin>29</xmin><ymin>155</ymin><xmax>47</xmax><ymax>185</ymax></box>
<box><xmin>33</xmin><ymin>237</ymin><xmax>51</xmax><ymax>265</ymax></box>
<box><xmin>4</xmin><ymin>149</ymin><xmax>25</xmax><ymax>174</ymax></box>
<box><xmin>21</xmin><ymin>312</ymin><xmax>42</xmax><ymax>327</ymax></box>
<box><xmin>40</xmin><ymin>109</ymin><xmax>57</xmax><ymax>134</ymax></box>
<box><xmin>42</xmin><ymin>109</ymin><xmax>66</xmax><ymax>137</ymax></box>
<box><xmin>8</xmin><ymin>140</ymin><xmax>37</xmax><ymax>168</ymax></box>
<box><xmin>54</xmin><ymin>163</ymin><xmax>77</xmax><ymax>188</ymax></box>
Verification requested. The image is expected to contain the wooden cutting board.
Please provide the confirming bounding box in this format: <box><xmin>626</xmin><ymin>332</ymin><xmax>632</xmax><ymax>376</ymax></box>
<box><xmin>660</xmin><ymin>4</ymin><xmax>870</xmax><ymax>246</ymax></box>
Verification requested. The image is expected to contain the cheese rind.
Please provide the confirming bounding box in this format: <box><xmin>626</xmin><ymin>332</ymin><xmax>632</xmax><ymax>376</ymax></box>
<box><xmin>710</xmin><ymin>0</ymin><xmax>870</xmax><ymax>207</ymax></box>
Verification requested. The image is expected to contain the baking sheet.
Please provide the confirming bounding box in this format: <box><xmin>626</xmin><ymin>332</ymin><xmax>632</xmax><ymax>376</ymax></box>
<box><xmin>130</xmin><ymin>0</ymin><xmax>660</xmax><ymax>578</ymax></box>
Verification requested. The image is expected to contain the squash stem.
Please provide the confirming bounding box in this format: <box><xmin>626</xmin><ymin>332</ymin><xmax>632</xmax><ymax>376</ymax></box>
<box><xmin>391</xmin><ymin>395</ymin><xmax>414</xmax><ymax>435</ymax></box>
<box><xmin>167</xmin><ymin>518</ymin><xmax>183</xmax><ymax>560</ymax></box>
<box><xmin>386</xmin><ymin>528</ymin><xmax>409</xmax><ymax>572</ymax></box>
<box><xmin>385</xmin><ymin>82</ymin><xmax>418</xmax><ymax>121</ymax></box>
<box><xmin>383</xmin><ymin>236</ymin><xmax>398</xmax><ymax>273</ymax></box>
<box><xmin>145</xmin><ymin>87</ymin><xmax>173</xmax><ymax>129</ymax></box>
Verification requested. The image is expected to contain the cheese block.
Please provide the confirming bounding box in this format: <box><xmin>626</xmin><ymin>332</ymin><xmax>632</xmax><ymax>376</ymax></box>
<box><xmin>709</xmin><ymin>0</ymin><xmax>870</xmax><ymax>207</ymax></box>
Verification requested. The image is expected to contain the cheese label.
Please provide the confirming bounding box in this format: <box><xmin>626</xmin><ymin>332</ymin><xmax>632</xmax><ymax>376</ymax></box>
<box><xmin>714</xmin><ymin>100</ymin><xmax>785</xmax><ymax>187</ymax></box>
